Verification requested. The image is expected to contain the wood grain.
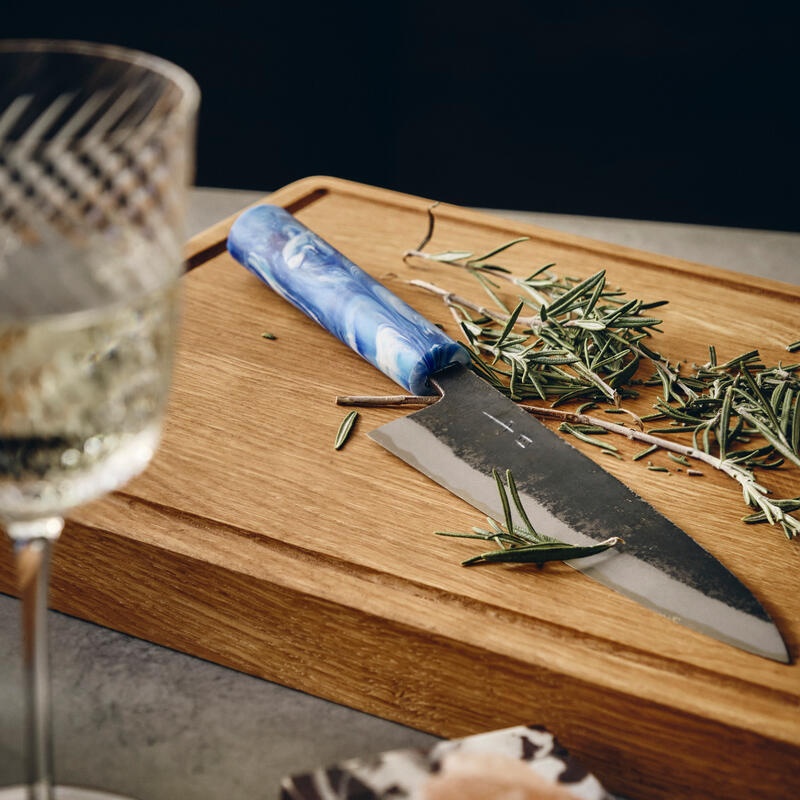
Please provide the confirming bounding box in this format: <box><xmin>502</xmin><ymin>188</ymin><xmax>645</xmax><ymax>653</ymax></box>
<box><xmin>2</xmin><ymin>177</ymin><xmax>799</xmax><ymax>799</ymax></box>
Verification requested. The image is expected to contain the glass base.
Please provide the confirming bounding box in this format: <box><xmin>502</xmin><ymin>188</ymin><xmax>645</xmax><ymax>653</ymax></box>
<box><xmin>0</xmin><ymin>788</ymin><xmax>134</xmax><ymax>800</ymax></box>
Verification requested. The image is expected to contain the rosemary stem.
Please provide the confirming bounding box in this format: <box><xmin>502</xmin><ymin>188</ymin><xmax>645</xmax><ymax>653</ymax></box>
<box><xmin>335</xmin><ymin>394</ymin><xmax>730</xmax><ymax>471</ymax></box>
<box><xmin>447</xmin><ymin>304</ymin><xmax>463</xmax><ymax>328</ymax></box>
<box><xmin>405</xmin><ymin>250</ymin><xmax>522</xmax><ymax>287</ymax></box>
<box><xmin>337</xmin><ymin>391</ymin><xmax>798</xmax><ymax>536</ymax></box>
<box><xmin>336</xmin><ymin>394</ymin><xmax>438</xmax><ymax>407</ymax></box>
<box><xmin>410</xmin><ymin>278</ymin><xmax>600</xmax><ymax>334</ymax></box>
<box><xmin>408</xmin><ymin>280</ymin><xmax>512</xmax><ymax>324</ymax></box>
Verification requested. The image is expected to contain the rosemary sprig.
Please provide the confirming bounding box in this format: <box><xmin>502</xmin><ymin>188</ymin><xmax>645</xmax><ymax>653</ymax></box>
<box><xmin>409</xmin><ymin>265</ymin><xmax>658</xmax><ymax>407</ymax></box>
<box><xmin>435</xmin><ymin>469</ymin><xmax>622</xmax><ymax>566</ymax></box>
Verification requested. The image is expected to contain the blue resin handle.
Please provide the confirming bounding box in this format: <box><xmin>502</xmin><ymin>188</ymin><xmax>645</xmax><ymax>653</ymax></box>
<box><xmin>227</xmin><ymin>205</ymin><xmax>469</xmax><ymax>394</ymax></box>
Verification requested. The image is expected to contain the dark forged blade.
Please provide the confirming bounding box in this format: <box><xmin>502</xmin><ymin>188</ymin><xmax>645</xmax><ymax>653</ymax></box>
<box><xmin>369</xmin><ymin>366</ymin><xmax>789</xmax><ymax>663</ymax></box>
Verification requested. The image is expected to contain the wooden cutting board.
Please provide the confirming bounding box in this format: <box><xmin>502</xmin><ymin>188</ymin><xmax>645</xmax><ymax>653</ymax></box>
<box><xmin>2</xmin><ymin>177</ymin><xmax>799</xmax><ymax>800</ymax></box>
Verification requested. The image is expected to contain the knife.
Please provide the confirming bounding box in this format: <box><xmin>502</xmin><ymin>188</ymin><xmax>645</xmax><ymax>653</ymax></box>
<box><xmin>227</xmin><ymin>204</ymin><xmax>789</xmax><ymax>663</ymax></box>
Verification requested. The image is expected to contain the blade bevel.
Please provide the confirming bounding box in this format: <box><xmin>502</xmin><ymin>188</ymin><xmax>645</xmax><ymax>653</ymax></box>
<box><xmin>368</xmin><ymin>366</ymin><xmax>789</xmax><ymax>663</ymax></box>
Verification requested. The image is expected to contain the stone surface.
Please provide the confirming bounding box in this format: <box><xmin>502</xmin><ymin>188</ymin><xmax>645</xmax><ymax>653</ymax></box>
<box><xmin>0</xmin><ymin>598</ymin><xmax>436</xmax><ymax>797</ymax></box>
<box><xmin>1</xmin><ymin>186</ymin><xmax>798</xmax><ymax>799</ymax></box>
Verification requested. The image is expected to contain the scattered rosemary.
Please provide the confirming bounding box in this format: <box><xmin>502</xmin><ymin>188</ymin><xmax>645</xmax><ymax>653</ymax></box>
<box><xmin>399</xmin><ymin>206</ymin><xmax>800</xmax><ymax>540</ymax></box>
<box><xmin>406</xmin><ymin>206</ymin><xmax>674</xmax><ymax>409</ymax></box>
<box><xmin>635</xmin><ymin>348</ymin><xmax>800</xmax><ymax>536</ymax></box>
<box><xmin>261</xmin><ymin>332</ymin><xmax>277</xmax><ymax>340</ymax></box>
<box><xmin>435</xmin><ymin>469</ymin><xmax>622</xmax><ymax>566</ymax></box>
<box><xmin>334</xmin><ymin>411</ymin><xmax>359</xmax><ymax>450</ymax></box>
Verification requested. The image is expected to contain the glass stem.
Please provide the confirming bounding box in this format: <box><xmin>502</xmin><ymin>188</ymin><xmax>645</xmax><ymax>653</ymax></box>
<box><xmin>9</xmin><ymin>517</ymin><xmax>64</xmax><ymax>800</ymax></box>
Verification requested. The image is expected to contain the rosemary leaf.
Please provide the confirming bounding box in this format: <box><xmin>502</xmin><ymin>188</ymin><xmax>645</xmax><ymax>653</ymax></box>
<box><xmin>715</xmin><ymin>350</ymin><xmax>761</xmax><ymax>370</ymax></box>
<box><xmin>570</xmin><ymin>320</ymin><xmax>607</xmax><ymax>331</ymax></box>
<box><xmin>646</xmin><ymin>426</ymin><xmax>697</xmax><ymax>434</ymax></box>
<box><xmin>435</xmin><ymin>531</ymin><xmax>497</xmax><ymax>540</ymax></box>
<box><xmin>633</xmin><ymin>444</ymin><xmax>659</xmax><ymax>461</ymax></box>
<box><xmin>569</xmin><ymin>424</ymin><xmax>608</xmax><ymax>434</ymax></box>
<box><xmin>505</xmin><ymin>469</ymin><xmax>542</xmax><ymax>544</ymax></box>
<box><xmin>742</xmin><ymin>498</ymin><xmax>800</xmax><ymax>523</ymax></box>
<box><xmin>740</xmin><ymin>364</ymin><xmax>782</xmax><ymax>432</ymax></box>
<box><xmin>495</xmin><ymin>301</ymin><xmax>525</xmax><ymax>348</ymax></box>
<box><xmin>559</xmin><ymin>422</ymin><xmax>618</xmax><ymax>452</ymax></box>
<box><xmin>474</xmin><ymin>271</ymin><xmax>510</xmax><ymax>313</ymax></box>
<box><xmin>583</xmin><ymin>273</ymin><xmax>607</xmax><ymax>317</ymax></box>
<box><xmin>428</xmin><ymin>250</ymin><xmax>474</xmax><ymax>262</ymax></box>
<box><xmin>793</xmin><ymin>393</ymin><xmax>800</xmax><ymax>454</ymax></box>
<box><xmin>493</xmin><ymin>468</ymin><xmax>516</xmax><ymax>538</ymax></box>
<box><xmin>545</xmin><ymin>270</ymin><xmax>606</xmax><ymax>317</ymax></box>
<box><xmin>468</xmin><ymin>237</ymin><xmax>530</xmax><ymax>264</ymax></box>
<box><xmin>534</xmin><ymin>262</ymin><xmax>559</xmax><ymax>278</ymax></box>
<box><xmin>779</xmin><ymin>388</ymin><xmax>795</xmax><ymax>440</ymax></box>
<box><xmin>639</xmin><ymin>300</ymin><xmax>669</xmax><ymax>310</ymax></box>
<box><xmin>334</xmin><ymin>411</ymin><xmax>359</xmax><ymax>450</ymax></box>
<box><xmin>668</xmin><ymin>453</ymin><xmax>691</xmax><ymax>466</ymax></box>
<box><xmin>736</xmin><ymin>406</ymin><xmax>800</xmax><ymax>469</ymax></box>
<box><xmin>717</xmin><ymin>387</ymin><xmax>732</xmax><ymax>461</ymax></box>
<box><xmin>462</xmin><ymin>537</ymin><xmax>622</xmax><ymax>566</ymax></box>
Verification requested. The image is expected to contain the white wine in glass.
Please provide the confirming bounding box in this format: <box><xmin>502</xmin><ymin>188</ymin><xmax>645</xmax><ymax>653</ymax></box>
<box><xmin>0</xmin><ymin>40</ymin><xmax>199</xmax><ymax>800</ymax></box>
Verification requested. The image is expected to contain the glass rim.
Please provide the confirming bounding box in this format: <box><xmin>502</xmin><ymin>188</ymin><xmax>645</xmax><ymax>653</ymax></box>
<box><xmin>0</xmin><ymin>39</ymin><xmax>197</xmax><ymax>325</ymax></box>
<box><xmin>0</xmin><ymin>38</ymin><xmax>200</xmax><ymax>117</ymax></box>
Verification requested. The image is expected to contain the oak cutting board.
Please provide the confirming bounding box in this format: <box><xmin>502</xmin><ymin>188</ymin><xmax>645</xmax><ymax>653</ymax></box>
<box><xmin>2</xmin><ymin>177</ymin><xmax>799</xmax><ymax>800</ymax></box>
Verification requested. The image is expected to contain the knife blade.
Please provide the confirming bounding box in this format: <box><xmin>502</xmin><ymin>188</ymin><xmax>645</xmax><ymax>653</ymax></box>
<box><xmin>227</xmin><ymin>204</ymin><xmax>789</xmax><ymax>663</ymax></box>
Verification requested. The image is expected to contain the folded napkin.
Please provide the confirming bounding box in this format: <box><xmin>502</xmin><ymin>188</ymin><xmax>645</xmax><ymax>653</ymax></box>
<box><xmin>280</xmin><ymin>724</ymin><xmax>612</xmax><ymax>800</ymax></box>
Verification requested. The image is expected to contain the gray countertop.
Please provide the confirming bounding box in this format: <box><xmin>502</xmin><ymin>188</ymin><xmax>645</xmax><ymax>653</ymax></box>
<box><xmin>1</xmin><ymin>187</ymin><xmax>798</xmax><ymax>799</ymax></box>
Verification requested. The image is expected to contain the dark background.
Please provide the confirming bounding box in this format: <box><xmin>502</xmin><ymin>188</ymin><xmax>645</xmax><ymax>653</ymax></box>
<box><xmin>6</xmin><ymin>2</ymin><xmax>799</xmax><ymax>230</ymax></box>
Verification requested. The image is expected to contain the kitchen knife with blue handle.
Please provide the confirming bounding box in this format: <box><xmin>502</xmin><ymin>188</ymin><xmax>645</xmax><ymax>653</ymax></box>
<box><xmin>228</xmin><ymin>204</ymin><xmax>789</xmax><ymax>663</ymax></box>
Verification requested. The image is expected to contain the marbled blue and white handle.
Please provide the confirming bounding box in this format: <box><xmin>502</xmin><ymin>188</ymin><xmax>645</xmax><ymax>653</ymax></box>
<box><xmin>227</xmin><ymin>205</ymin><xmax>469</xmax><ymax>394</ymax></box>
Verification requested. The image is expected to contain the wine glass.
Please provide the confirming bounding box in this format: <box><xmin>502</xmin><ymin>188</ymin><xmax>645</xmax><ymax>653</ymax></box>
<box><xmin>0</xmin><ymin>40</ymin><xmax>199</xmax><ymax>800</ymax></box>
